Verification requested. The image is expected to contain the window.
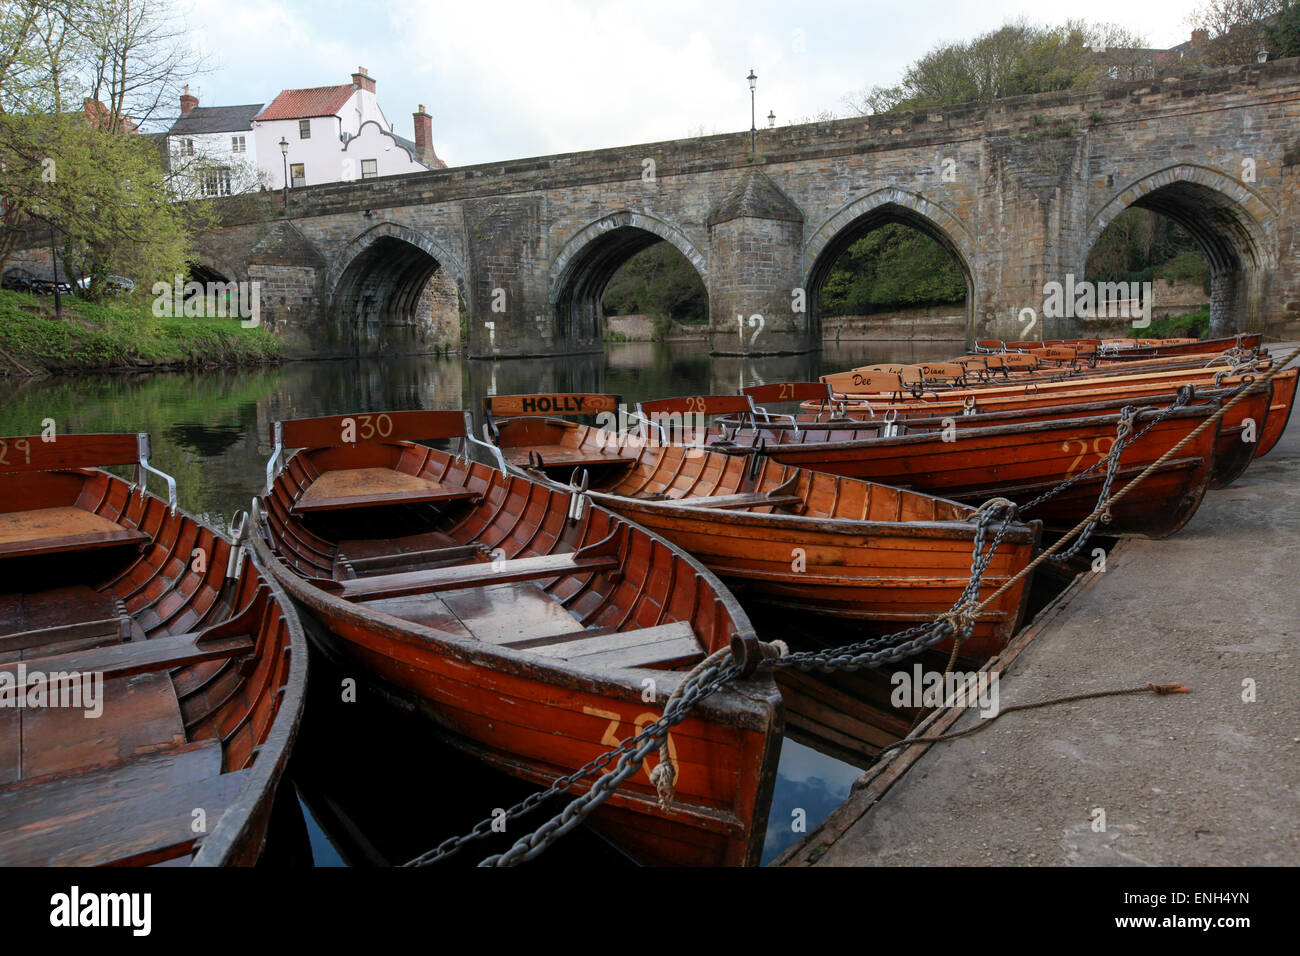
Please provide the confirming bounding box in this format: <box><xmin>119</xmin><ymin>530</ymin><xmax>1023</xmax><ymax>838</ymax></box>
<box><xmin>231</xmin><ymin>135</ymin><xmax>245</xmax><ymax>153</ymax></box>
<box><xmin>298</xmin><ymin>119</ymin><xmax>311</xmax><ymax>139</ymax></box>
<box><xmin>200</xmin><ymin>167</ymin><xmax>232</xmax><ymax>197</ymax></box>
<box><xmin>361</xmin><ymin>159</ymin><xmax>377</xmax><ymax>179</ymax></box>
<box><xmin>179</xmin><ymin>138</ymin><xmax>194</xmax><ymax>156</ymax></box>
<box><xmin>290</xmin><ymin>163</ymin><xmax>305</xmax><ymax>188</ymax></box>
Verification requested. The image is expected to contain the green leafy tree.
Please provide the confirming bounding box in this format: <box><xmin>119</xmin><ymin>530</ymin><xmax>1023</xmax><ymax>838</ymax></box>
<box><xmin>602</xmin><ymin>242</ymin><xmax>708</xmax><ymax>324</ymax></box>
<box><xmin>819</xmin><ymin>224</ymin><xmax>966</xmax><ymax>316</ymax></box>
<box><xmin>1268</xmin><ymin>0</ymin><xmax>1300</xmax><ymax>56</ymax></box>
<box><xmin>0</xmin><ymin>0</ymin><xmax>208</xmax><ymax>292</ymax></box>
<box><xmin>843</xmin><ymin>18</ymin><xmax>1146</xmax><ymax>115</ymax></box>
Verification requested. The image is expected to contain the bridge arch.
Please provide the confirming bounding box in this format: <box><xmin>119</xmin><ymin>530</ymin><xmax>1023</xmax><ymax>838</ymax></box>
<box><xmin>803</xmin><ymin>188</ymin><xmax>977</xmax><ymax>343</ymax></box>
<box><xmin>1084</xmin><ymin>164</ymin><xmax>1277</xmax><ymax>334</ymax></box>
<box><xmin>327</xmin><ymin>222</ymin><xmax>467</xmax><ymax>353</ymax></box>
<box><xmin>549</xmin><ymin>210</ymin><xmax>708</xmax><ymax>344</ymax></box>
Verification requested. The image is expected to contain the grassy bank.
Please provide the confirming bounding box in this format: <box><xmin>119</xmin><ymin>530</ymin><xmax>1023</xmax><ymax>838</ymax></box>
<box><xmin>0</xmin><ymin>289</ymin><xmax>281</xmax><ymax>375</ymax></box>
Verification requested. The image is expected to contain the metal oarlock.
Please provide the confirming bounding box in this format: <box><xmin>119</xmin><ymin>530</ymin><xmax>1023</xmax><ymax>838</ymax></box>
<box><xmin>135</xmin><ymin>433</ymin><xmax>178</xmax><ymax>514</ymax></box>
<box><xmin>880</xmin><ymin>408</ymin><xmax>900</xmax><ymax>437</ymax></box>
<box><xmin>226</xmin><ymin>510</ymin><xmax>250</xmax><ymax>580</ymax></box>
<box><xmin>465</xmin><ymin>421</ymin><xmax>507</xmax><ymax>474</ymax></box>
<box><xmin>566</xmin><ymin>468</ymin><xmax>589</xmax><ymax>524</ymax></box>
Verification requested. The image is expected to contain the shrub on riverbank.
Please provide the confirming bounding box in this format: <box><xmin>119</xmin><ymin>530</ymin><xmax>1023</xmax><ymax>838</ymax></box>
<box><xmin>0</xmin><ymin>290</ymin><xmax>281</xmax><ymax>375</ymax></box>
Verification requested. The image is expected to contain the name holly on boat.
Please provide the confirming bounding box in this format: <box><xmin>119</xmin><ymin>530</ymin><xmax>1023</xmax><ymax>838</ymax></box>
<box><xmin>0</xmin><ymin>665</ymin><xmax>103</xmax><ymax>718</ymax></box>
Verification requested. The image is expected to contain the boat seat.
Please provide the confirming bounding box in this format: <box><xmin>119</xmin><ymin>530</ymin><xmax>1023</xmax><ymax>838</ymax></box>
<box><xmin>335</xmin><ymin>550</ymin><xmax>621</xmax><ymax>602</ymax></box>
<box><xmin>505</xmin><ymin>444</ymin><xmax>637</xmax><ymax>469</ymax></box>
<box><xmin>292</xmin><ymin>467</ymin><xmax>480</xmax><ymax>513</ymax></box>
<box><xmin>0</xmin><ymin>738</ymin><xmax>247</xmax><ymax>866</ymax></box>
<box><xmin>0</xmin><ymin>629</ymin><xmax>254</xmax><ymax>684</ymax></box>
<box><xmin>503</xmin><ymin>620</ymin><xmax>705</xmax><ymax>670</ymax></box>
<box><xmin>0</xmin><ymin>586</ymin><xmax>132</xmax><ymax>657</ymax></box>
<box><xmin>0</xmin><ymin>507</ymin><xmax>149</xmax><ymax>560</ymax></box>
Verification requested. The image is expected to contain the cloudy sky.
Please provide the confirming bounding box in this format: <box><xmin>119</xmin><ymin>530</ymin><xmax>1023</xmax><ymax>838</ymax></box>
<box><xmin>185</xmin><ymin>0</ymin><xmax>1206</xmax><ymax>167</ymax></box>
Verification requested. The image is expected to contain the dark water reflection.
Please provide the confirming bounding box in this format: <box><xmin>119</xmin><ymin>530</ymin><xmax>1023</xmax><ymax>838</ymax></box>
<box><xmin>0</xmin><ymin>339</ymin><xmax>961</xmax><ymax>867</ymax></box>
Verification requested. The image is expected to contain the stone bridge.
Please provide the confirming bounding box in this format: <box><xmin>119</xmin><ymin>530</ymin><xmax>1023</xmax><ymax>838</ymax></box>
<box><xmin>141</xmin><ymin>60</ymin><xmax>1300</xmax><ymax>357</ymax></box>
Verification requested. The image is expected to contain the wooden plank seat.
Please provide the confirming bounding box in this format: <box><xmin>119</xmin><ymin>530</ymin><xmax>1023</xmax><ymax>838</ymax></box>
<box><xmin>504</xmin><ymin>444</ymin><xmax>637</xmax><ymax>469</ymax></box>
<box><xmin>334</xmin><ymin>550</ymin><xmax>622</xmax><ymax>602</ymax></box>
<box><xmin>293</xmin><ymin>467</ymin><xmax>480</xmax><ymax>513</ymax></box>
<box><xmin>0</xmin><ymin>629</ymin><xmax>255</xmax><ymax>684</ymax></box>
<box><xmin>637</xmin><ymin>491</ymin><xmax>802</xmax><ymax>510</ymax></box>
<box><xmin>0</xmin><ymin>739</ymin><xmax>247</xmax><ymax>866</ymax></box>
<box><xmin>0</xmin><ymin>586</ymin><xmax>132</xmax><ymax>657</ymax></box>
<box><xmin>0</xmin><ymin>506</ymin><xmax>149</xmax><ymax>560</ymax></box>
<box><xmin>502</xmin><ymin>620</ymin><xmax>705</xmax><ymax>670</ymax></box>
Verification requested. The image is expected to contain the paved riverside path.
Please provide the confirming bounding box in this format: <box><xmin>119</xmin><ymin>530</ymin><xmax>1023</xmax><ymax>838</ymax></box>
<box><xmin>782</xmin><ymin>346</ymin><xmax>1300</xmax><ymax>867</ymax></box>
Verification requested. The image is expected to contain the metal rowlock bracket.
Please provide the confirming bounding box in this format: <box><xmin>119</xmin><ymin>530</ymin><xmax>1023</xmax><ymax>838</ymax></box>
<box><xmin>566</xmin><ymin>468</ymin><xmax>590</xmax><ymax>524</ymax></box>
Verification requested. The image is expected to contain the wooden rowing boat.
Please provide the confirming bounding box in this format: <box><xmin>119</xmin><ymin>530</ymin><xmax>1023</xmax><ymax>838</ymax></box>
<box><xmin>252</xmin><ymin>409</ymin><xmax>782</xmax><ymax>866</ymax></box>
<box><xmin>738</xmin><ymin>375</ymin><xmax>1292</xmax><ymax>487</ymax></box>
<box><xmin>0</xmin><ymin>432</ymin><xmax>306</xmax><ymax>866</ymax></box>
<box><xmin>1097</xmin><ymin>333</ymin><xmax>1263</xmax><ymax>360</ymax></box>
<box><xmin>812</xmin><ymin>362</ymin><xmax>1273</xmax><ymax>417</ymax></box>
<box><xmin>639</xmin><ymin>399</ymin><xmax>1229</xmax><ymax>538</ymax></box>
<box><xmin>481</xmin><ymin>394</ymin><xmax>1041</xmax><ymax>663</ymax></box>
<box><xmin>753</xmin><ymin>406</ymin><xmax>1229</xmax><ymax>537</ymax></box>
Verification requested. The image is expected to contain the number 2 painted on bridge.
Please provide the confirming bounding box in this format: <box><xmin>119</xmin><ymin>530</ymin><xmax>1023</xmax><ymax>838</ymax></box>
<box><xmin>737</xmin><ymin>314</ymin><xmax>764</xmax><ymax>346</ymax></box>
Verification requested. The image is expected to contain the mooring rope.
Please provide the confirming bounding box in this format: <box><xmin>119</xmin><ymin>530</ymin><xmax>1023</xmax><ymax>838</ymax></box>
<box><xmin>879</xmin><ymin>682</ymin><xmax>1192</xmax><ymax>756</ymax></box>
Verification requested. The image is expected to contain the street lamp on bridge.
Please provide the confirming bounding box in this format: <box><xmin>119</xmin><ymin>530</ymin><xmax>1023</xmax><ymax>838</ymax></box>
<box><xmin>747</xmin><ymin>69</ymin><xmax>757</xmax><ymax>154</ymax></box>
<box><xmin>768</xmin><ymin>110</ymin><xmax>775</xmax><ymax>129</ymax></box>
<box><xmin>279</xmin><ymin>137</ymin><xmax>289</xmax><ymax>210</ymax></box>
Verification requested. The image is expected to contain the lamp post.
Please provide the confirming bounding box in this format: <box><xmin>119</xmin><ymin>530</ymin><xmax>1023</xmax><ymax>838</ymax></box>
<box><xmin>279</xmin><ymin>137</ymin><xmax>289</xmax><ymax>209</ymax></box>
<box><xmin>747</xmin><ymin>69</ymin><xmax>757</xmax><ymax>154</ymax></box>
<box><xmin>49</xmin><ymin>226</ymin><xmax>61</xmax><ymax>317</ymax></box>
<box><xmin>768</xmin><ymin>110</ymin><xmax>775</xmax><ymax>129</ymax></box>
<box><xmin>1255</xmin><ymin>48</ymin><xmax>1269</xmax><ymax>64</ymax></box>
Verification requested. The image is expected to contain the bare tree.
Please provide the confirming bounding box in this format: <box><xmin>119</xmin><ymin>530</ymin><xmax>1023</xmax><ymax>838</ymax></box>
<box><xmin>1186</xmin><ymin>0</ymin><xmax>1283</xmax><ymax>64</ymax></box>
<box><xmin>71</xmin><ymin>0</ymin><xmax>208</xmax><ymax>131</ymax></box>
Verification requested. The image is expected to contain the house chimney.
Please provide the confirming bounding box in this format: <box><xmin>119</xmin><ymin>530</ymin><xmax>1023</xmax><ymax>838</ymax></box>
<box><xmin>180</xmin><ymin>85</ymin><xmax>198</xmax><ymax>114</ymax></box>
<box><xmin>352</xmin><ymin>66</ymin><xmax>376</xmax><ymax>93</ymax></box>
<box><xmin>1191</xmin><ymin>28</ymin><xmax>1208</xmax><ymax>46</ymax></box>
<box><xmin>411</xmin><ymin>104</ymin><xmax>446</xmax><ymax>169</ymax></box>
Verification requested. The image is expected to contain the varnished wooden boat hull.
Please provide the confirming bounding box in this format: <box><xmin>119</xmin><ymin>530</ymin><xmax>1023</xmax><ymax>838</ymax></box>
<box><xmin>816</xmin><ymin>363</ymin><xmax>1272</xmax><ymax>411</ymax></box>
<box><xmin>745</xmin><ymin>382</ymin><xmax>1282</xmax><ymax>490</ymax></box>
<box><xmin>748</xmin><ymin>406</ymin><xmax>1226</xmax><ymax>538</ymax></box>
<box><xmin>1098</xmin><ymin>333</ymin><xmax>1263</xmax><ymax>360</ymax></box>
<box><xmin>492</xmin><ymin>418</ymin><xmax>1041</xmax><ymax>662</ymax></box>
<box><xmin>258</xmin><ymin>439</ymin><xmax>783</xmax><ymax>866</ymax></box>
<box><xmin>0</xmin><ymin>467</ymin><xmax>307</xmax><ymax>867</ymax></box>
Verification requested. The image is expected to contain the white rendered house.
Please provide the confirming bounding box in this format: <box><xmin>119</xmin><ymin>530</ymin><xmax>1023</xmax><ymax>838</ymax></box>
<box><xmin>165</xmin><ymin>88</ymin><xmax>265</xmax><ymax>197</ymax></box>
<box><xmin>252</xmin><ymin>67</ymin><xmax>444</xmax><ymax>190</ymax></box>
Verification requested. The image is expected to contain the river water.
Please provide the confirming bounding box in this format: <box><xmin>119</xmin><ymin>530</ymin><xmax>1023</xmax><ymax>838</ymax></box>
<box><xmin>0</xmin><ymin>338</ymin><xmax>960</xmax><ymax>867</ymax></box>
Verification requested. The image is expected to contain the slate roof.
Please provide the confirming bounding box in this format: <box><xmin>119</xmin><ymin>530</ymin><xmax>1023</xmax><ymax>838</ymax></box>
<box><xmin>255</xmin><ymin>85</ymin><xmax>356</xmax><ymax>121</ymax></box>
<box><xmin>168</xmin><ymin>104</ymin><xmax>263</xmax><ymax>136</ymax></box>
